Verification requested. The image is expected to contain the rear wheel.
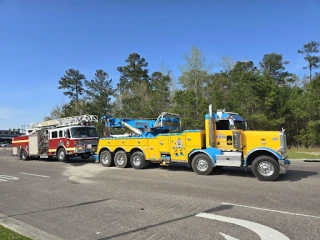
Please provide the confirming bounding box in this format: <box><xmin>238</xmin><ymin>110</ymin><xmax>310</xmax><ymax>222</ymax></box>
<box><xmin>20</xmin><ymin>150</ymin><xmax>29</xmax><ymax>161</ymax></box>
<box><xmin>130</xmin><ymin>152</ymin><xmax>146</xmax><ymax>169</ymax></box>
<box><xmin>251</xmin><ymin>155</ymin><xmax>280</xmax><ymax>181</ymax></box>
<box><xmin>57</xmin><ymin>148</ymin><xmax>67</xmax><ymax>162</ymax></box>
<box><xmin>191</xmin><ymin>154</ymin><xmax>213</xmax><ymax>175</ymax></box>
<box><xmin>114</xmin><ymin>150</ymin><xmax>129</xmax><ymax>168</ymax></box>
<box><xmin>100</xmin><ymin>150</ymin><xmax>114</xmax><ymax>167</ymax></box>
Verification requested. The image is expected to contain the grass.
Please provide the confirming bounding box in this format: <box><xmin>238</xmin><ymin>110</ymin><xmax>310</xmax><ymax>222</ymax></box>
<box><xmin>0</xmin><ymin>225</ymin><xmax>31</xmax><ymax>240</ymax></box>
<box><xmin>288</xmin><ymin>147</ymin><xmax>320</xmax><ymax>159</ymax></box>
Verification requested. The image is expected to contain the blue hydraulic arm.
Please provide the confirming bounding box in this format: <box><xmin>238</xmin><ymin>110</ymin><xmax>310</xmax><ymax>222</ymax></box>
<box><xmin>101</xmin><ymin>112</ymin><xmax>181</xmax><ymax>137</ymax></box>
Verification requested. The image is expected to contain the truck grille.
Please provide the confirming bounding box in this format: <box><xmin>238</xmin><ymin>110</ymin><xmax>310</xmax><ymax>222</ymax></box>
<box><xmin>280</xmin><ymin>132</ymin><xmax>287</xmax><ymax>153</ymax></box>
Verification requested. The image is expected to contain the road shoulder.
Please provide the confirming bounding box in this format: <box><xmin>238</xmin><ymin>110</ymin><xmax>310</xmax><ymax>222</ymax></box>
<box><xmin>0</xmin><ymin>213</ymin><xmax>64</xmax><ymax>240</ymax></box>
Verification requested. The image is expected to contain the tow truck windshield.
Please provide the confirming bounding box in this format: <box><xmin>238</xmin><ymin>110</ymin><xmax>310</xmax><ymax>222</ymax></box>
<box><xmin>216</xmin><ymin>120</ymin><xmax>246</xmax><ymax>130</ymax></box>
<box><xmin>71</xmin><ymin>127</ymin><xmax>98</xmax><ymax>138</ymax></box>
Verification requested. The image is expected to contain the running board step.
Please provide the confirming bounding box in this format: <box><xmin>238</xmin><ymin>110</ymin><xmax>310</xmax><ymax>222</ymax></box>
<box><xmin>215</xmin><ymin>152</ymin><xmax>242</xmax><ymax>167</ymax></box>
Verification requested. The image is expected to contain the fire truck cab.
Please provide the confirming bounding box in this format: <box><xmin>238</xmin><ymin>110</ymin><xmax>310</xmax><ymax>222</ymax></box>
<box><xmin>12</xmin><ymin>115</ymin><xmax>99</xmax><ymax>162</ymax></box>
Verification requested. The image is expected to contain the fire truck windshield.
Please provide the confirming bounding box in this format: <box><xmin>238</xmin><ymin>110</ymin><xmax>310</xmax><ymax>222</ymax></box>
<box><xmin>71</xmin><ymin>127</ymin><xmax>98</xmax><ymax>138</ymax></box>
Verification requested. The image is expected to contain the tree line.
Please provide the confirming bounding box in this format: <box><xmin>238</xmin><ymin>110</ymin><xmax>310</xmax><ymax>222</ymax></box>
<box><xmin>45</xmin><ymin>41</ymin><xmax>320</xmax><ymax>148</ymax></box>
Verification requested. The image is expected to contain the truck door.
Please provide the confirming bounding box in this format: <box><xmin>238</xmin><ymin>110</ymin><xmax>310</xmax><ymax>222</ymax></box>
<box><xmin>215</xmin><ymin>120</ymin><xmax>235</xmax><ymax>151</ymax></box>
<box><xmin>48</xmin><ymin>130</ymin><xmax>58</xmax><ymax>155</ymax></box>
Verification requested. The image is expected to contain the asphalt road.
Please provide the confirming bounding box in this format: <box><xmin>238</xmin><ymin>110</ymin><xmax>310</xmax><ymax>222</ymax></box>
<box><xmin>0</xmin><ymin>148</ymin><xmax>319</xmax><ymax>240</ymax></box>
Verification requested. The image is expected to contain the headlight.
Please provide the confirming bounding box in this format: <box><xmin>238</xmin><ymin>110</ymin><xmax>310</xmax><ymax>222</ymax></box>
<box><xmin>277</xmin><ymin>148</ymin><xmax>286</xmax><ymax>157</ymax></box>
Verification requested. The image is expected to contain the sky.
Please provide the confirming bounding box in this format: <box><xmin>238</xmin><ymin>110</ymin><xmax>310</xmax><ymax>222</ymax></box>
<box><xmin>0</xmin><ymin>0</ymin><xmax>319</xmax><ymax>130</ymax></box>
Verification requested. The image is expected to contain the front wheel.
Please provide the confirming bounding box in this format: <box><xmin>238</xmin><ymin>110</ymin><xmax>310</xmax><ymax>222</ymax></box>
<box><xmin>57</xmin><ymin>148</ymin><xmax>67</xmax><ymax>162</ymax></box>
<box><xmin>251</xmin><ymin>156</ymin><xmax>280</xmax><ymax>181</ymax></box>
<box><xmin>191</xmin><ymin>154</ymin><xmax>213</xmax><ymax>175</ymax></box>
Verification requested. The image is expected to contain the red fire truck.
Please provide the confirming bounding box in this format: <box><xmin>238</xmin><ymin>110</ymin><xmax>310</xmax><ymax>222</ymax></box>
<box><xmin>12</xmin><ymin>115</ymin><xmax>99</xmax><ymax>161</ymax></box>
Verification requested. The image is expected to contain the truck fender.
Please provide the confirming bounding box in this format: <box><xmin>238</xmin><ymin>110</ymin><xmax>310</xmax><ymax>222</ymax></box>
<box><xmin>244</xmin><ymin>147</ymin><xmax>282</xmax><ymax>166</ymax></box>
<box><xmin>129</xmin><ymin>147</ymin><xmax>145</xmax><ymax>156</ymax></box>
<box><xmin>56</xmin><ymin>145</ymin><xmax>66</xmax><ymax>154</ymax></box>
<box><xmin>188</xmin><ymin>148</ymin><xmax>222</xmax><ymax>167</ymax></box>
<box><xmin>99</xmin><ymin>146</ymin><xmax>112</xmax><ymax>155</ymax></box>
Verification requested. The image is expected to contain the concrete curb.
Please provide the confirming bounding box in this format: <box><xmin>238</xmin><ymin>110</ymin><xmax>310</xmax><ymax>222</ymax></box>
<box><xmin>0</xmin><ymin>147</ymin><xmax>11</xmax><ymax>150</ymax></box>
<box><xmin>0</xmin><ymin>213</ymin><xmax>64</xmax><ymax>240</ymax></box>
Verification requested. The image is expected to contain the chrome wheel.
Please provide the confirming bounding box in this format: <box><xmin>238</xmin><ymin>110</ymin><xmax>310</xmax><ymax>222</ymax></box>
<box><xmin>59</xmin><ymin>151</ymin><xmax>65</xmax><ymax>160</ymax></box>
<box><xmin>130</xmin><ymin>152</ymin><xmax>146</xmax><ymax>169</ymax></box>
<box><xmin>102</xmin><ymin>154</ymin><xmax>110</xmax><ymax>165</ymax></box>
<box><xmin>100</xmin><ymin>151</ymin><xmax>113</xmax><ymax>167</ymax></box>
<box><xmin>116</xmin><ymin>153</ymin><xmax>125</xmax><ymax>166</ymax></box>
<box><xmin>258</xmin><ymin>161</ymin><xmax>275</xmax><ymax>177</ymax></box>
<box><xmin>132</xmin><ymin>155</ymin><xmax>141</xmax><ymax>166</ymax></box>
<box><xmin>114</xmin><ymin>151</ymin><xmax>129</xmax><ymax>168</ymax></box>
<box><xmin>21</xmin><ymin>150</ymin><xmax>27</xmax><ymax>160</ymax></box>
<box><xmin>196</xmin><ymin>159</ymin><xmax>208</xmax><ymax>172</ymax></box>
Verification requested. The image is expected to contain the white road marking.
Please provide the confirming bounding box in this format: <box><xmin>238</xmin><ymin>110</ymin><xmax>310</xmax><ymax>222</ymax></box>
<box><xmin>0</xmin><ymin>175</ymin><xmax>19</xmax><ymax>182</ymax></box>
<box><xmin>20</xmin><ymin>172</ymin><xmax>50</xmax><ymax>178</ymax></box>
<box><xmin>220</xmin><ymin>232</ymin><xmax>240</xmax><ymax>240</ymax></box>
<box><xmin>222</xmin><ymin>202</ymin><xmax>320</xmax><ymax>219</ymax></box>
<box><xmin>265</xmin><ymin>196</ymin><xmax>282</xmax><ymax>204</ymax></box>
<box><xmin>196</xmin><ymin>212</ymin><xmax>290</xmax><ymax>240</ymax></box>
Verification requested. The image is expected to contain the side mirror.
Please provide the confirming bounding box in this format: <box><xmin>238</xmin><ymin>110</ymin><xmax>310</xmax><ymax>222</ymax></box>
<box><xmin>65</xmin><ymin>131</ymin><xmax>70</xmax><ymax>139</ymax></box>
<box><xmin>229</xmin><ymin>119</ymin><xmax>235</xmax><ymax>130</ymax></box>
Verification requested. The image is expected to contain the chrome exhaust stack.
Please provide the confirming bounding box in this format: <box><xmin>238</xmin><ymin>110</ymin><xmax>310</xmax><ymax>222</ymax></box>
<box><xmin>209</xmin><ymin>104</ymin><xmax>214</xmax><ymax>147</ymax></box>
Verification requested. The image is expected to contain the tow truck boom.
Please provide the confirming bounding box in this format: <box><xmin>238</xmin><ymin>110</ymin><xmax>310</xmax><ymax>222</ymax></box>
<box><xmin>101</xmin><ymin>112</ymin><xmax>181</xmax><ymax>137</ymax></box>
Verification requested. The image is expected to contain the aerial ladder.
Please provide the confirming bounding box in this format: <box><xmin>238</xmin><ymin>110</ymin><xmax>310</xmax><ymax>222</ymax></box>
<box><xmin>27</xmin><ymin>115</ymin><xmax>99</xmax><ymax>135</ymax></box>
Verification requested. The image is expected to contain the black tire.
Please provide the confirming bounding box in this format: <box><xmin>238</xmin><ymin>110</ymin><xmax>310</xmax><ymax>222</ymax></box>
<box><xmin>100</xmin><ymin>150</ymin><xmax>114</xmax><ymax>167</ymax></box>
<box><xmin>251</xmin><ymin>155</ymin><xmax>280</xmax><ymax>181</ymax></box>
<box><xmin>145</xmin><ymin>160</ymin><xmax>151</xmax><ymax>168</ymax></box>
<box><xmin>191</xmin><ymin>154</ymin><xmax>213</xmax><ymax>175</ymax></box>
<box><xmin>114</xmin><ymin>150</ymin><xmax>129</xmax><ymax>168</ymax></box>
<box><xmin>130</xmin><ymin>152</ymin><xmax>146</xmax><ymax>169</ymax></box>
<box><xmin>57</xmin><ymin>148</ymin><xmax>67</xmax><ymax>162</ymax></box>
<box><xmin>20</xmin><ymin>150</ymin><xmax>29</xmax><ymax>161</ymax></box>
